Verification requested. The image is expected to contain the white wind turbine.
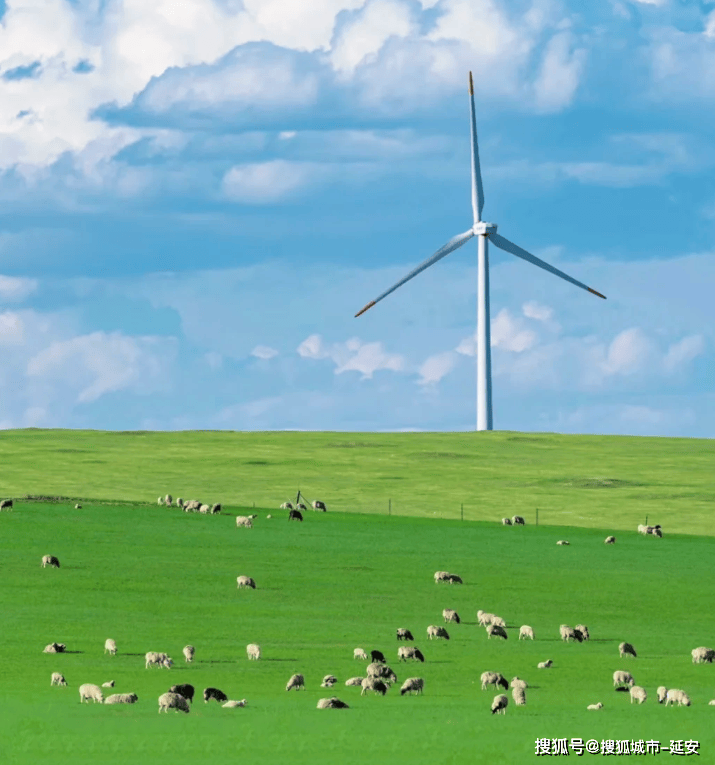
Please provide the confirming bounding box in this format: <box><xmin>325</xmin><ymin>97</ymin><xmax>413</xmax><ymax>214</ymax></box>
<box><xmin>355</xmin><ymin>71</ymin><xmax>606</xmax><ymax>431</ymax></box>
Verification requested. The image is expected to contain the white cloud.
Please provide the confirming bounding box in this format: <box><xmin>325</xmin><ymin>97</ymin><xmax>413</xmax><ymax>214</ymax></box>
<box><xmin>251</xmin><ymin>344</ymin><xmax>279</xmax><ymax>359</ymax></box>
<box><xmin>0</xmin><ymin>275</ymin><xmax>38</xmax><ymax>301</ymax></box>
<box><xmin>491</xmin><ymin>308</ymin><xmax>538</xmax><ymax>352</ymax></box>
<box><xmin>297</xmin><ymin>332</ymin><xmax>405</xmax><ymax>379</ymax></box>
<box><xmin>222</xmin><ymin>160</ymin><xmax>325</xmax><ymax>203</ymax></box>
<box><xmin>297</xmin><ymin>333</ymin><xmax>330</xmax><ymax>359</ymax></box>
<box><xmin>619</xmin><ymin>404</ymin><xmax>665</xmax><ymax>424</ymax></box>
<box><xmin>601</xmin><ymin>327</ymin><xmax>656</xmax><ymax>376</ymax></box>
<box><xmin>532</xmin><ymin>31</ymin><xmax>586</xmax><ymax>113</ymax></box>
<box><xmin>0</xmin><ymin>311</ymin><xmax>24</xmax><ymax>344</ymax></box>
<box><xmin>417</xmin><ymin>350</ymin><xmax>457</xmax><ymax>386</ymax></box>
<box><xmin>26</xmin><ymin>330</ymin><xmax>177</xmax><ymax>403</ymax></box>
<box><xmin>522</xmin><ymin>301</ymin><xmax>553</xmax><ymax>322</ymax></box>
<box><xmin>663</xmin><ymin>334</ymin><xmax>705</xmax><ymax>373</ymax></box>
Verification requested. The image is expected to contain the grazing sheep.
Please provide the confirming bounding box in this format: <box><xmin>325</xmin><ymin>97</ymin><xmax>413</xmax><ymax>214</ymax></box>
<box><xmin>184</xmin><ymin>500</ymin><xmax>201</xmax><ymax>512</ymax></box>
<box><xmin>105</xmin><ymin>693</ymin><xmax>138</xmax><ymax>704</ymax></box>
<box><xmin>443</xmin><ymin>609</ymin><xmax>461</xmax><ymax>624</ymax></box>
<box><xmin>345</xmin><ymin>677</ymin><xmax>364</xmax><ymax>687</ymax></box>
<box><xmin>480</xmin><ymin>672</ymin><xmax>508</xmax><ymax>691</ymax></box>
<box><xmin>537</xmin><ymin>660</ymin><xmax>553</xmax><ymax>669</ymax></box>
<box><xmin>203</xmin><ymin>687</ymin><xmax>228</xmax><ymax>703</ymax></box>
<box><xmin>199</xmin><ymin>504</ymin><xmax>210</xmax><ymax>514</ymax></box>
<box><xmin>396</xmin><ymin>628</ymin><xmax>414</xmax><ymax>641</ymax></box>
<box><xmin>487</xmin><ymin>624</ymin><xmax>508</xmax><ymax>640</ymax></box>
<box><xmin>280</xmin><ymin>502</ymin><xmax>293</xmax><ymax>510</ymax></box>
<box><xmin>321</xmin><ymin>675</ymin><xmax>338</xmax><ymax>688</ymax></box>
<box><xmin>74</xmin><ymin>503</ymin><xmax>82</xmax><ymax>509</ymax></box>
<box><xmin>170</xmin><ymin>684</ymin><xmax>195</xmax><ymax>703</ymax></box>
<box><xmin>619</xmin><ymin>641</ymin><xmax>637</xmax><ymax>659</ymax></box>
<box><xmin>512</xmin><ymin>516</ymin><xmax>525</xmax><ymax>525</ymax></box>
<box><xmin>286</xmin><ymin>674</ymin><xmax>305</xmax><ymax>691</ymax></box>
<box><xmin>296</xmin><ymin>502</ymin><xmax>307</xmax><ymax>511</ymax></box>
<box><xmin>366</xmin><ymin>663</ymin><xmax>397</xmax><ymax>683</ymax></box>
<box><xmin>361</xmin><ymin>677</ymin><xmax>388</xmax><ymax>696</ymax></box>
<box><xmin>692</xmin><ymin>646</ymin><xmax>715</xmax><ymax>664</ymax></box>
<box><xmin>51</xmin><ymin>672</ymin><xmax>67</xmax><ymax>686</ymax></box>
<box><xmin>434</xmin><ymin>571</ymin><xmax>450</xmax><ymax>583</ymax></box>
<box><xmin>183</xmin><ymin>645</ymin><xmax>195</xmax><ymax>663</ymax></box>
<box><xmin>501</xmin><ymin>518</ymin><xmax>512</xmax><ymax>526</ymax></box>
<box><xmin>158</xmin><ymin>692</ymin><xmax>189</xmax><ymax>713</ymax></box>
<box><xmin>248</xmin><ymin>513</ymin><xmax>258</xmax><ymax>519</ymax></box>
<box><xmin>519</xmin><ymin>625</ymin><xmax>534</xmax><ymax>640</ymax></box>
<box><xmin>353</xmin><ymin>648</ymin><xmax>368</xmax><ymax>660</ymax></box>
<box><xmin>447</xmin><ymin>574</ymin><xmax>463</xmax><ymax>584</ymax></box>
<box><xmin>312</xmin><ymin>500</ymin><xmax>327</xmax><ymax>512</ymax></box>
<box><xmin>104</xmin><ymin>639</ymin><xmax>117</xmax><ymax>655</ymax></box>
<box><xmin>79</xmin><ymin>684</ymin><xmax>104</xmax><ymax>703</ymax></box>
<box><xmin>165</xmin><ymin>494</ymin><xmax>172</xmax><ymax>507</ymax></box>
<box><xmin>587</xmin><ymin>702</ymin><xmax>604</xmax><ymax>710</ymax></box>
<box><xmin>427</xmin><ymin>625</ymin><xmax>450</xmax><ymax>640</ymax></box>
<box><xmin>604</xmin><ymin>536</ymin><xmax>616</xmax><ymax>544</ymax></box>
<box><xmin>246</xmin><ymin>643</ymin><xmax>261</xmax><ymax>660</ymax></box>
<box><xmin>665</xmin><ymin>689</ymin><xmax>690</xmax><ymax>707</ymax></box>
<box><xmin>288</xmin><ymin>509</ymin><xmax>303</xmax><ymax>522</ymax></box>
<box><xmin>709</xmin><ymin>700</ymin><xmax>715</xmax><ymax>705</ymax></box>
<box><xmin>145</xmin><ymin>651</ymin><xmax>173</xmax><ymax>669</ymax></box>
<box><xmin>370</xmin><ymin>649</ymin><xmax>386</xmax><ymax>664</ymax></box>
<box><xmin>574</xmin><ymin>624</ymin><xmax>590</xmax><ymax>641</ymax></box>
<box><xmin>0</xmin><ymin>499</ymin><xmax>13</xmax><ymax>510</ymax></box>
<box><xmin>400</xmin><ymin>678</ymin><xmax>424</xmax><ymax>696</ymax></box>
<box><xmin>491</xmin><ymin>694</ymin><xmax>508</xmax><ymax>715</ymax></box>
<box><xmin>210</xmin><ymin>503</ymin><xmax>221</xmax><ymax>514</ymax></box>
<box><xmin>237</xmin><ymin>575</ymin><xmax>256</xmax><ymax>589</ymax></box>
<box><xmin>223</xmin><ymin>699</ymin><xmax>247</xmax><ymax>708</ymax></box>
<box><xmin>398</xmin><ymin>646</ymin><xmax>425</xmax><ymax>662</ymax></box>
<box><xmin>175</xmin><ymin>498</ymin><xmax>184</xmax><ymax>508</ymax></box>
<box><xmin>158</xmin><ymin>497</ymin><xmax>163</xmax><ymax>506</ymax></box>
<box><xmin>510</xmin><ymin>677</ymin><xmax>527</xmax><ymax>691</ymax></box>
<box><xmin>43</xmin><ymin>642</ymin><xmax>66</xmax><ymax>653</ymax></box>
<box><xmin>637</xmin><ymin>524</ymin><xmax>647</xmax><ymax>535</ymax></box>
<box><xmin>613</xmin><ymin>671</ymin><xmax>635</xmax><ymax>688</ymax></box>
<box><xmin>317</xmin><ymin>697</ymin><xmax>348</xmax><ymax>708</ymax></box>
<box><xmin>490</xmin><ymin>616</ymin><xmax>506</xmax><ymax>628</ymax></box>
<box><xmin>556</xmin><ymin>540</ymin><xmax>570</xmax><ymax>546</ymax></box>
<box><xmin>651</xmin><ymin>526</ymin><xmax>663</xmax><ymax>538</ymax></box>
<box><xmin>630</xmin><ymin>685</ymin><xmax>647</xmax><ymax>704</ymax></box>
<box><xmin>657</xmin><ymin>686</ymin><xmax>668</xmax><ymax>704</ymax></box>
<box><xmin>512</xmin><ymin>686</ymin><xmax>526</xmax><ymax>705</ymax></box>
<box><xmin>266</xmin><ymin>514</ymin><xmax>272</xmax><ymax>519</ymax></box>
<box><xmin>41</xmin><ymin>555</ymin><xmax>60</xmax><ymax>569</ymax></box>
<box><xmin>559</xmin><ymin>625</ymin><xmax>580</xmax><ymax>643</ymax></box>
<box><xmin>102</xmin><ymin>680</ymin><xmax>114</xmax><ymax>688</ymax></box>
<box><xmin>235</xmin><ymin>516</ymin><xmax>253</xmax><ymax>528</ymax></box>
<box><xmin>477</xmin><ymin>611</ymin><xmax>494</xmax><ymax>627</ymax></box>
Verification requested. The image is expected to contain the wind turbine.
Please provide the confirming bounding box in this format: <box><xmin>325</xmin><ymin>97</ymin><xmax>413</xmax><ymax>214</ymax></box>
<box><xmin>354</xmin><ymin>71</ymin><xmax>606</xmax><ymax>431</ymax></box>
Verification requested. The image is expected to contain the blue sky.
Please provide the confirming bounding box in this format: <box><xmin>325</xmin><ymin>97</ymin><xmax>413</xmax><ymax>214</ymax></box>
<box><xmin>0</xmin><ymin>0</ymin><xmax>713</xmax><ymax>436</ymax></box>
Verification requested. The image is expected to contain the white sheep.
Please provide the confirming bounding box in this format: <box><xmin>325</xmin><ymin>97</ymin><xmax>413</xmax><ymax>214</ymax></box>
<box><xmin>657</xmin><ymin>686</ymin><xmax>668</xmax><ymax>704</ymax></box>
<box><xmin>587</xmin><ymin>702</ymin><xmax>603</xmax><ymax>710</ymax></box>
<box><xmin>400</xmin><ymin>678</ymin><xmax>424</xmax><ymax>695</ymax></box>
<box><xmin>158</xmin><ymin>691</ymin><xmax>190</xmax><ymax>713</ymax></box>
<box><xmin>556</xmin><ymin>540</ymin><xmax>570</xmax><ymax>546</ymax></box>
<box><xmin>157</xmin><ymin>497</ymin><xmax>163</xmax><ymax>505</ymax></box>
<box><xmin>691</xmin><ymin>646</ymin><xmax>715</xmax><ymax>664</ymax></box>
<box><xmin>427</xmin><ymin>625</ymin><xmax>450</xmax><ymax>640</ymax></box>
<box><xmin>604</xmin><ymin>536</ymin><xmax>616</xmax><ymax>544</ymax></box>
<box><xmin>237</xmin><ymin>576</ymin><xmax>256</xmax><ymax>589</ymax></box>
<box><xmin>560</xmin><ymin>625</ymin><xmax>578</xmax><ymax>642</ymax></box>
<box><xmin>537</xmin><ymin>660</ymin><xmax>553</xmax><ymax>669</ymax></box>
<box><xmin>366</xmin><ymin>663</ymin><xmax>397</xmax><ymax>683</ymax></box>
<box><xmin>317</xmin><ymin>697</ymin><xmax>348</xmax><ymax>708</ymax></box>
<box><xmin>345</xmin><ymin>677</ymin><xmax>364</xmax><ymax>687</ymax></box>
<box><xmin>102</xmin><ymin>681</ymin><xmax>114</xmax><ymax>688</ymax></box>
<box><xmin>443</xmin><ymin>609</ymin><xmax>460</xmax><ymax>624</ymax></box>
<box><xmin>199</xmin><ymin>504</ymin><xmax>210</xmax><ymax>514</ymax></box>
<box><xmin>480</xmin><ymin>672</ymin><xmax>508</xmax><ymax>691</ymax></box>
<box><xmin>512</xmin><ymin>516</ymin><xmax>525</xmax><ymax>525</ymax></box>
<box><xmin>613</xmin><ymin>670</ymin><xmax>635</xmax><ymax>688</ymax></box>
<box><xmin>51</xmin><ymin>672</ymin><xmax>67</xmax><ymax>686</ymax></box>
<box><xmin>184</xmin><ymin>500</ymin><xmax>201</xmax><ymax>512</ymax></box>
<box><xmin>490</xmin><ymin>615</ymin><xmax>506</xmax><ymax>628</ymax></box>
<box><xmin>511</xmin><ymin>677</ymin><xmax>527</xmax><ymax>691</ymax></box>
<box><xmin>361</xmin><ymin>677</ymin><xmax>389</xmax><ymax>696</ymax></box>
<box><xmin>246</xmin><ymin>643</ymin><xmax>261</xmax><ymax>660</ymax></box>
<box><xmin>164</xmin><ymin>494</ymin><xmax>172</xmax><ymax>507</ymax></box>
<box><xmin>396</xmin><ymin>629</ymin><xmax>414</xmax><ymax>641</ymax></box>
<box><xmin>321</xmin><ymin>675</ymin><xmax>338</xmax><ymax>688</ymax></box>
<box><xmin>104</xmin><ymin>639</ymin><xmax>117</xmax><ymax>655</ymax></box>
<box><xmin>665</xmin><ymin>689</ymin><xmax>690</xmax><ymax>707</ymax></box>
<box><xmin>79</xmin><ymin>684</ymin><xmax>104</xmax><ymax>703</ymax></box>
<box><xmin>491</xmin><ymin>694</ymin><xmax>508</xmax><ymax>715</ymax></box>
<box><xmin>709</xmin><ymin>700</ymin><xmax>715</xmax><ymax>706</ymax></box>
<box><xmin>286</xmin><ymin>673</ymin><xmax>305</xmax><ymax>691</ymax></box>
<box><xmin>477</xmin><ymin>611</ymin><xmax>494</xmax><ymax>627</ymax></box>
<box><xmin>41</xmin><ymin>555</ymin><xmax>60</xmax><ymax>569</ymax></box>
<box><xmin>145</xmin><ymin>651</ymin><xmax>173</xmax><ymax>669</ymax></box>
<box><xmin>280</xmin><ymin>502</ymin><xmax>293</xmax><ymax>510</ymax></box>
<box><xmin>266</xmin><ymin>514</ymin><xmax>272</xmax><ymax>519</ymax></box>
<box><xmin>235</xmin><ymin>516</ymin><xmax>253</xmax><ymax>528</ymax></box>
<box><xmin>222</xmin><ymin>699</ymin><xmax>247</xmax><ymax>708</ymax></box>
<box><xmin>486</xmin><ymin>624</ymin><xmax>507</xmax><ymax>640</ymax></box>
<box><xmin>353</xmin><ymin>648</ymin><xmax>368</xmax><ymax>660</ymax></box>
<box><xmin>398</xmin><ymin>646</ymin><xmax>425</xmax><ymax>662</ymax></box>
<box><xmin>511</xmin><ymin>686</ymin><xmax>526</xmax><ymax>705</ymax></box>
<box><xmin>519</xmin><ymin>625</ymin><xmax>534</xmax><ymax>640</ymax></box>
<box><xmin>433</xmin><ymin>571</ymin><xmax>450</xmax><ymax>583</ymax></box>
<box><xmin>105</xmin><ymin>693</ymin><xmax>138</xmax><ymax>704</ymax></box>
<box><xmin>183</xmin><ymin>645</ymin><xmax>195</xmax><ymax>663</ymax></box>
<box><xmin>630</xmin><ymin>686</ymin><xmax>647</xmax><ymax>704</ymax></box>
<box><xmin>619</xmin><ymin>641</ymin><xmax>637</xmax><ymax>659</ymax></box>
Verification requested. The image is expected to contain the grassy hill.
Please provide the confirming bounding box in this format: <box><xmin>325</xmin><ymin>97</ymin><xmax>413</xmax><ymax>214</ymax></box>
<box><xmin>0</xmin><ymin>429</ymin><xmax>713</xmax><ymax>534</ymax></box>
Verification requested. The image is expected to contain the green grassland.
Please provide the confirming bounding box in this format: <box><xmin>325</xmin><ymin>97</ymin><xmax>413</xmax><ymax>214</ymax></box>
<box><xmin>0</xmin><ymin>429</ymin><xmax>714</xmax><ymax>765</ymax></box>
<box><xmin>0</xmin><ymin>429</ymin><xmax>713</xmax><ymax>534</ymax></box>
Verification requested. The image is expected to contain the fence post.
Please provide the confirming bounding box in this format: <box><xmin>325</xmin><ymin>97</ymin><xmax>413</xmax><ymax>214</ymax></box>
<box><xmin>253</xmin><ymin>502</ymin><xmax>255</xmax><ymax>508</ymax></box>
<box><xmin>461</xmin><ymin>503</ymin><xmax>464</xmax><ymax>521</ymax></box>
<box><xmin>389</xmin><ymin>499</ymin><xmax>391</xmax><ymax>516</ymax></box>
<box><xmin>536</xmin><ymin>508</ymin><xmax>539</xmax><ymax>526</ymax></box>
<box><xmin>645</xmin><ymin>515</ymin><xmax>648</xmax><ymax>526</ymax></box>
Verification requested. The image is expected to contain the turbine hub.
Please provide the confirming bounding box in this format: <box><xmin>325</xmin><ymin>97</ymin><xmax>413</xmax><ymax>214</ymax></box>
<box><xmin>473</xmin><ymin>221</ymin><xmax>497</xmax><ymax>235</ymax></box>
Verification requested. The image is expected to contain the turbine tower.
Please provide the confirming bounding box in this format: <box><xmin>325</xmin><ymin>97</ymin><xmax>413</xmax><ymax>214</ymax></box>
<box><xmin>354</xmin><ymin>71</ymin><xmax>606</xmax><ymax>431</ymax></box>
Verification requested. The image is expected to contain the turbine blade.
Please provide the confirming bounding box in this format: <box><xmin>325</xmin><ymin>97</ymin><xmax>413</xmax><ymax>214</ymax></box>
<box><xmin>488</xmin><ymin>232</ymin><xmax>607</xmax><ymax>299</ymax></box>
<box><xmin>355</xmin><ymin>229</ymin><xmax>475</xmax><ymax>317</ymax></box>
<box><xmin>469</xmin><ymin>72</ymin><xmax>485</xmax><ymax>224</ymax></box>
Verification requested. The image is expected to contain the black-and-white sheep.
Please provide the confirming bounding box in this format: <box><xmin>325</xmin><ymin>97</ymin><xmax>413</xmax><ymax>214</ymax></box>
<box><xmin>51</xmin><ymin>672</ymin><xmax>67</xmax><ymax>686</ymax></box>
<box><xmin>619</xmin><ymin>641</ymin><xmax>637</xmax><ymax>659</ymax></box>
<box><xmin>491</xmin><ymin>694</ymin><xmax>508</xmax><ymax>715</ymax></box>
<box><xmin>691</xmin><ymin>646</ymin><xmax>715</xmax><ymax>664</ymax></box>
<box><xmin>312</xmin><ymin>500</ymin><xmax>327</xmax><ymax>512</ymax></box>
<box><xmin>286</xmin><ymin>674</ymin><xmax>305</xmax><ymax>691</ymax></box>
<box><xmin>604</xmin><ymin>536</ymin><xmax>616</xmax><ymax>544</ymax></box>
<box><xmin>288</xmin><ymin>509</ymin><xmax>303</xmax><ymax>521</ymax></box>
<box><xmin>427</xmin><ymin>625</ymin><xmax>450</xmax><ymax>640</ymax></box>
<box><xmin>317</xmin><ymin>697</ymin><xmax>348</xmax><ymax>708</ymax></box>
<box><xmin>400</xmin><ymin>678</ymin><xmax>424</xmax><ymax>695</ymax></box>
<box><xmin>321</xmin><ymin>675</ymin><xmax>338</xmax><ymax>688</ymax></box>
<box><xmin>398</xmin><ymin>646</ymin><xmax>425</xmax><ymax>662</ymax></box>
<box><xmin>43</xmin><ymin>642</ymin><xmax>66</xmax><ymax>653</ymax></box>
<box><xmin>169</xmin><ymin>684</ymin><xmax>195</xmax><ymax>703</ymax></box>
<box><xmin>203</xmin><ymin>687</ymin><xmax>228</xmax><ymax>703</ymax></box>
<box><xmin>361</xmin><ymin>677</ymin><xmax>389</xmax><ymax>696</ymax></box>
<box><xmin>237</xmin><ymin>576</ymin><xmax>256</xmax><ymax>589</ymax></box>
<box><xmin>41</xmin><ymin>555</ymin><xmax>60</xmax><ymax>568</ymax></box>
<box><xmin>396</xmin><ymin>628</ymin><xmax>414</xmax><ymax>641</ymax></box>
<box><xmin>512</xmin><ymin>516</ymin><xmax>525</xmax><ymax>525</ymax></box>
<box><xmin>443</xmin><ymin>609</ymin><xmax>460</xmax><ymax>624</ymax></box>
<box><xmin>480</xmin><ymin>672</ymin><xmax>508</xmax><ymax>691</ymax></box>
<box><xmin>487</xmin><ymin>624</ymin><xmax>508</xmax><ymax>640</ymax></box>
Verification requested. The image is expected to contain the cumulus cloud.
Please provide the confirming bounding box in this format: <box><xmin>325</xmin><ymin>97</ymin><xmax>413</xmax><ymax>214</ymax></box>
<box><xmin>522</xmin><ymin>300</ymin><xmax>553</xmax><ymax>322</ymax></box>
<box><xmin>662</xmin><ymin>334</ymin><xmax>705</xmax><ymax>373</ymax></box>
<box><xmin>600</xmin><ymin>327</ymin><xmax>656</xmax><ymax>376</ymax></box>
<box><xmin>297</xmin><ymin>332</ymin><xmax>405</xmax><ymax>379</ymax></box>
<box><xmin>0</xmin><ymin>275</ymin><xmax>38</xmax><ymax>301</ymax></box>
<box><xmin>532</xmin><ymin>31</ymin><xmax>586</xmax><ymax>113</ymax></box>
<box><xmin>251</xmin><ymin>344</ymin><xmax>279</xmax><ymax>359</ymax></box>
<box><xmin>417</xmin><ymin>350</ymin><xmax>457</xmax><ymax>386</ymax></box>
<box><xmin>222</xmin><ymin>160</ymin><xmax>325</xmax><ymax>203</ymax></box>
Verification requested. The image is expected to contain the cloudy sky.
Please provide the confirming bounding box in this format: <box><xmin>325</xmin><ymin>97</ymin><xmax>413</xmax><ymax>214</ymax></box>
<box><xmin>0</xmin><ymin>0</ymin><xmax>713</xmax><ymax>436</ymax></box>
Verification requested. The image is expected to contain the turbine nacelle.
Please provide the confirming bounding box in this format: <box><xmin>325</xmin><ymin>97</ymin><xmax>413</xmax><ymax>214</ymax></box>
<box><xmin>473</xmin><ymin>222</ymin><xmax>497</xmax><ymax>236</ymax></box>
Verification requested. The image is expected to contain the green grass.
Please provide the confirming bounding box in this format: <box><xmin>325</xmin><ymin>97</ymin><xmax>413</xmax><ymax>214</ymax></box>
<box><xmin>0</xmin><ymin>429</ymin><xmax>714</xmax><ymax>534</ymax></box>
<box><xmin>2</xmin><ymin>499</ymin><xmax>714</xmax><ymax>765</ymax></box>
